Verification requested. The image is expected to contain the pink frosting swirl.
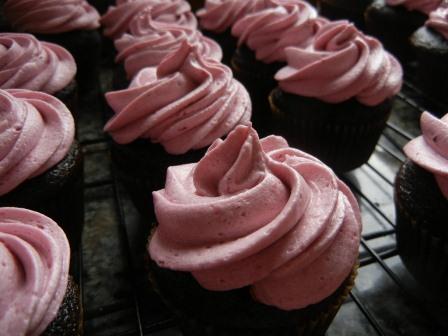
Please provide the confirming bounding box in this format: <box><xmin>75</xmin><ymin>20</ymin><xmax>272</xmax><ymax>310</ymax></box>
<box><xmin>404</xmin><ymin>112</ymin><xmax>448</xmax><ymax>199</ymax></box>
<box><xmin>115</xmin><ymin>16</ymin><xmax>222</xmax><ymax>78</ymax></box>
<box><xmin>275</xmin><ymin>20</ymin><xmax>403</xmax><ymax>106</ymax></box>
<box><xmin>0</xmin><ymin>33</ymin><xmax>76</xmax><ymax>94</ymax></box>
<box><xmin>0</xmin><ymin>207</ymin><xmax>70</xmax><ymax>336</ymax></box>
<box><xmin>426</xmin><ymin>4</ymin><xmax>448</xmax><ymax>39</ymax></box>
<box><xmin>104</xmin><ymin>42</ymin><xmax>251</xmax><ymax>154</ymax></box>
<box><xmin>197</xmin><ymin>0</ymin><xmax>269</xmax><ymax>33</ymax></box>
<box><xmin>149</xmin><ymin>125</ymin><xmax>361</xmax><ymax>310</ymax></box>
<box><xmin>101</xmin><ymin>0</ymin><xmax>197</xmax><ymax>40</ymax></box>
<box><xmin>386</xmin><ymin>0</ymin><xmax>442</xmax><ymax>15</ymax></box>
<box><xmin>3</xmin><ymin>0</ymin><xmax>100</xmax><ymax>34</ymax></box>
<box><xmin>0</xmin><ymin>89</ymin><xmax>75</xmax><ymax>196</ymax></box>
<box><xmin>232</xmin><ymin>1</ymin><xmax>322</xmax><ymax>63</ymax></box>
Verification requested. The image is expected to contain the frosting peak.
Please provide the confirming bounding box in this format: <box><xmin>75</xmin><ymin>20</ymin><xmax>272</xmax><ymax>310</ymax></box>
<box><xmin>0</xmin><ymin>89</ymin><xmax>74</xmax><ymax>196</ymax></box>
<box><xmin>0</xmin><ymin>207</ymin><xmax>70</xmax><ymax>336</ymax></box>
<box><xmin>4</xmin><ymin>0</ymin><xmax>100</xmax><ymax>34</ymax></box>
<box><xmin>104</xmin><ymin>42</ymin><xmax>251</xmax><ymax>154</ymax></box>
<box><xmin>149</xmin><ymin>126</ymin><xmax>361</xmax><ymax>310</ymax></box>
<box><xmin>0</xmin><ymin>33</ymin><xmax>76</xmax><ymax>94</ymax></box>
<box><xmin>404</xmin><ymin>112</ymin><xmax>448</xmax><ymax>198</ymax></box>
<box><xmin>275</xmin><ymin>20</ymin><xmax>403</xmax><ymax>105</ymax></box>
<box><xmin>426</xmin><ymin>4</ymin><xmax>448</xmax><ymax>39</ymax></box>
<box><xmin>386</xmin><ymin>0</ymin><xmax>442</xmax><ymax>15</ymax></box>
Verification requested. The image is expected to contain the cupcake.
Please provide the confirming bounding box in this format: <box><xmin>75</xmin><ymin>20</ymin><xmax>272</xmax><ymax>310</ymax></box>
<box><xmin>104</xmin><ymin>41</ymin><xmax>251</xmax><ymax>220</ymax></box>
<box><xmin>0</xmin><ymin>89</ymin><xmax>84</xmax><ymax>250</ymax></box>
<box><xmin>0</xmin><ymin>33</ymin><xmax>78</xmax><ymax>116</ymax></box>
<box><xmin>3</xmin><ymin>0</ymin><xmax>102</xmax><ymax>97</ymax></box>
<box><xmin>319</xmin><ymin>0</ymin><xmax>373</xmax><ymax>29</ymax></box>
<box><xmin>410</xmin><ymin>4</ymin><xmax>448</xmax><ymax>106</ymax></box>
<box><xmin>365</xmin><ymin>0</ymin><xmax>441</xmax><ymax>62</ymax></box>
<box><xmin>196</xmin><ymin>0</ymin><xmax>268</xmax><ymax>65</ymax></box>
<box><xmin>148</xmin><ymin>125</ymin><xmax>361</xmax><ymax>336</ymax></box>
<box><xmin>269</xmin><ymin>21</ymin><xmax>403</xmax><ymax>173</ymax></box>
<box><xmin>0</xmin><ymin>207</ymin><xmax>82</xmax><ymax>335</ymax></box>
<box><xmin>113</xmin><ymin>14</ymin><xmax>222</xmax><ymax>88</ymax></box>
<box><xmin>231</xmin><ymin>0</ymin><xmax>324</xmax><ymax>135</ymax></box>
<box><xmin>395</xmin><ymin>111</ymin><xmax>448</xmax><ymax>299</ymax></box>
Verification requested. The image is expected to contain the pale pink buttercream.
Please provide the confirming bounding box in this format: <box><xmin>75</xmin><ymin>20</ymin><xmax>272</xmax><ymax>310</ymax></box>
<box><xmin>101</xmin><ymin>0</ymin><xmax>197</xmax><ymax>40</ymax></box>
<box><xmin>386</xmin><ymin>0</ymin><xmax>442</xmax><ymax>15</ymax></box>
<box><xmin>115</xmin><ymin>15</ymin><xmax>222</xmax><ymax>78</ymax></box>
<box><xmin>232</xmin><ymin>1</ymin><xmax>322</xmax><ymax>63</ymax></box>
<box><xmin>426</xmin><ymin>4</ymin><xmax>448</xmax><ymax>39</ymax></box>
<box><xmin>0</xmin><ymin>207</ymin><xmax>70</xmax><ymax>336</ymax></box>
<box><xmin>104</xmin><ymin>42</ymin><xmax>251</xmax><ymax>154</ymax></box>
<box><xmin>149</xmin><ymin>125</ymin><xmax>361</xmax><ymax>310</ymax></box>
<box><xmin>0</xmin><ymin>89</ymin><xmax>74</xmax><ymax>196</ymax></box>
<box><xmin>275</xmin><ymin>20</ymin><xmax>403</xmax><ymax>106</ymax></box>
<box><xmin>197</xmin><ymin>0</ymin><xmax>269</xmax><ymax>33</ymax></box>
<box><xmin>404</xmin><ymin>112</ymin><xmax>448</xmax><ymax>198</ymax></box>
<box><xmin>0</xmin><ymin>33</ymin><xmax>76</xmax><ymax>94</ymax></box>
<box><xmin>4</xmin><ymin>0</ymin><xmax>100</xmax><ymax>34</ymax></box>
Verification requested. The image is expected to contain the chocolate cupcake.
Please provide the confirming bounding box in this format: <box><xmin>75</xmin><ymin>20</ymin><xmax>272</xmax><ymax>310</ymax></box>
<box><xmin>410</xmin><ymin>4</ymin><xmax>448</xmax><ymax>106</ymax></box>
<box><xmin>196</xmin><ymin>0</ymin><xmax>268</xmax><ymax>65</ymax></box>
<box><xmin>395</xmin><ymin>111</ymin><xmax>448</xmax><ymax>299</ymax></box>
<box><xmin>0</xmin><ymin>33</ymin><xmax>78</xmax><ymax>117</ymax></box>
<box><xmin>104</xmin><ymin>42</ymin><xmax>251</xmax><ymax>220</ymax></box>
<box><xmin>319</xmin><ymin>0</ymin><xmax>373</xmax><ymax>29</ymax></box>
<box><xmin>269</xmin><ymin>21</ymin><xmax>403</xmax><ymax>172</ymax></box>
<box><xmin>0</xmin><ymin>89</ymin><xmax>84</xmax><ymax>250</ymax></box>
<box><xmin>3</xmin><ymin>0</ymin><xmax>101</xmax><ymax>98</ymax></box>
<box><xmin>148</xmin><ymin>125</ymin><xmax>361</xmax><ymax>336</ymax></box>
<box><xmin>365</xmin><ymin>0</ymin><xmax>441</xmax><ymax>63</ymax></box>
<box><xmin>230</xmin><ymin>1</ymin><xmax>325</xmax><ymax>136</ymax></box>
<box><xmin>0</xmin><ymin>207</ymin><xmax>82</xmax><ymax>335</ymax></box>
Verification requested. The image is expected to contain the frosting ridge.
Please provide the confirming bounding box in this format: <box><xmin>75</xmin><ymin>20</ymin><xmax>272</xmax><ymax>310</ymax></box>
<box><xmin>149</xmin><ymin>125</ymin><xmax>361</xmax><ymax>310</ymax></box>
<box><xmin>0</xmin><ymin>207</ymin><xmax>70</xmax><ymax>336</ymax></box>
<box><xmin>0</xmin><ymin>33</ymin><xmax>76</xmax><ymax>94</ymax></box>
<box><xmin>104</xmin><ymin>42</ymin><xmax>251</xmax><ymax>154</ymax></box>
<box><xmin>275</xmin><ymin>20</ymin><xmax>403</xmax><ymax>106</ymax></box>
<box><xmin>0</xmin><ymin>89</ymin><xmax>74</xmax><ymax>196</ymax></box>
<box><xmin>404</xmin><ymin>112</ymin><xmax>448</xmax><ymax>198</ymax></box>
<box><xmin>426</xmin><ymin>4</ymin><xmax>448</xmax><ymax>39</ymax></box>
<box><xmin>4</xmin><ymin>0</ymin><xmax>100</xmax><ymax>34</ymax></box>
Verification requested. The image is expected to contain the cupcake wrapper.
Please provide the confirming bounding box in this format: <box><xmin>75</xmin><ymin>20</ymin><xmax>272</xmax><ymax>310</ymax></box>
<box><xmin>148</xmin><ymin>259</ymin><xmax>358</xmax><ymax>336</ymax></box>
<box><xmin>269</xmin><ymin>88</ymin><xmax>391</xmax><ymax>172</ymax></box>
<box><xmin>54</xmin><ymin>79</ymin><xmax>78</xmax><ymax>120</ymax></box>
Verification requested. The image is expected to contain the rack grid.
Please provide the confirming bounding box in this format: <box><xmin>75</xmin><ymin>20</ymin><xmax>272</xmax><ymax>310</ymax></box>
<box><xmin>74</xmin><ymin>64</ymin><xmax>448</xmax><ymax>336</ymax></box>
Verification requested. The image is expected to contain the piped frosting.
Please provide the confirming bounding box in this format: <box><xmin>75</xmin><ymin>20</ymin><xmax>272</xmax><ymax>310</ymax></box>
<box><xmin>275</xmin><ymin>20</ymin><xmax>403</xmax><ymax>106</ymax></box>
<box><xmin>0</xmin><ymin>207</ymin><xmax>70</xmax><ymax>336</ymax></box>
<box><xmin>104</xmin><ymin>42</ymin><xmax>251</xmax><ymax>154</ymax></box>
<box><xmin>404</xmin><ymin>112</ymin><xmax>448</xmax><ymax>198</ymax></box>
<box><xmin>0</xmin><ymin>33</ymin><xmax>76</xmax><ymax>94</ymax></box>
<box><xmin>0</xmin><ymin>89</ymin><xmax>75</xmax><ymax>196</ymax></box>
<box><xmin>426</xmin><ymin>4</ymin><xmax>448</xmax><ymax>39</ymax></box>
<box><xmin>149</xmin><ymin>125</ymin><xmax>361</xmax><ymax>310</ymax></box>
<box><xmin>4</xmin><ymin>0</ymin><xmax>100</xmax><ymax>34</ymax></box>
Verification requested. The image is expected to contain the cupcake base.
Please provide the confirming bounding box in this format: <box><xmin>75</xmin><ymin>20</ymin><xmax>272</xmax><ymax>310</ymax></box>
<box><xmin>0</xmin><ymin>141</ymin><xmax>84</xmax><ymax>251</ymax></box>
<box><xmin>395</xmin><ymin>159</ymin><xmax>448</xmax><ymax>299</ymax></box>
<box><xmin>110</xmin><ymin>139</ymin><xmax>207</xmax><ymax>221</ymax></box>
<box><xmin>54</xmin><ymin>79</ymin><xmax>78</xmax><ymax>119</ymax></box>
<box><xmin>202</xmin><ymin>29</ymin><xmax>237</xmax><ymax>67</ymax></box>
<box><xmin>319</xmin><ymin>0</ymin><xmax>373</xmax><ymax>30</ymax></box>
<box><xmin>148</xmin><ymin>258</ymin><xmax>358</xmax><ymax>336</ymax></box>
<box><xmin>365</xmin><ymin>0</ymin><xmax>427</xmax><ymax>63</ymax></box>
<box><xmin>410</xmin><ymin>27</ymin><xmax>448</xmax><ymax>107</ymax></box>
<box><xmin>43</xmin><ymin>276</ymin><xmax>83</xmax><ymax>336</ymax></box>
<box><xmin>269</xmin><ymin>87</ymin><xmax>391</xmax><ymax>173</ymax></box>
<box><xmin>231</xmin><ymin>45</ymin><xmax>284</xmax><ymax>137</ymax></box>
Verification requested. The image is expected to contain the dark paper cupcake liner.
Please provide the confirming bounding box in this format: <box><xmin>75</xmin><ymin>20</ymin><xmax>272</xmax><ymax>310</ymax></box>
<box><xmin>395</xmin><ymin>160</ymin><xmax>448</xmax><ymax>299</ymax></box>
<box><xmin>269</xmin><ymin>87</ymin><xmax>391</xmax><ymax>172</ymax></box>
<box><xmin>148</xmin><ymin>256</ymin><xmax>358</xmax><ymax>336</ymax></box>
<box><xmin>0</xmin><ymin>141</ymin><xmax>84</xmax><ymax>251</ymax></box>
<box><xmin>231</xmin><ymin>45</ymin><xmax>284</xmax><ymax>137</ymax></box>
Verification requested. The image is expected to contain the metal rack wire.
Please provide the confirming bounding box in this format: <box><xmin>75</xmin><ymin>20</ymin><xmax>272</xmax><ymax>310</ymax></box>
<box><xmin>74</xmin><ymin>68</ymin><xmax>448</xmax><ymax>335</ymax></box>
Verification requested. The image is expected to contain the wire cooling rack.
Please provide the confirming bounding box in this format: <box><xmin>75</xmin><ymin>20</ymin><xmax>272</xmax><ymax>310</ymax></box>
<box><xmin>73</xmin><ymin>60</ymin><xmax>448</xmax><ymax>336</ymax></box>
